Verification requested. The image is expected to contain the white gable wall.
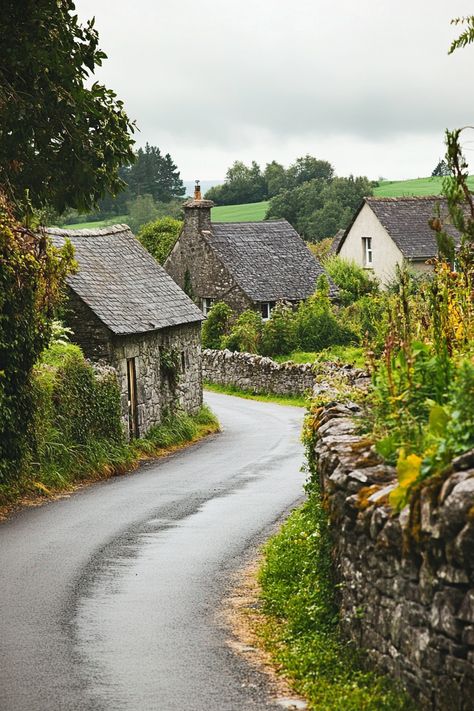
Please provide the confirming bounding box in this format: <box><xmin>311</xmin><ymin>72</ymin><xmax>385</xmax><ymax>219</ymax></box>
<box><xmin>338</xmin><ymin>203</ymin><xmax>405</xmax><ymax>286</ymax></box>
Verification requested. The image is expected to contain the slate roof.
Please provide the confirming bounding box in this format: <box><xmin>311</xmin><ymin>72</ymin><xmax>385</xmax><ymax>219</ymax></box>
<box><xmin>204</xmin><ymin>220</ymin><xmax>335</xmax><ymax>301</ymax></box>
<box><xmin>46</xmin><ymin>225</ymin><xmax>204</xmax><ymax>335</ymax></box>
<box><xmin>329</xmin><ymin>229</ymin><xmax>345</xmax><ymax>256</ymax></box>
<box><xmin>338</xmin><ymin>196</ymin><xmax>461</xmax><ymax>260</ymax></box>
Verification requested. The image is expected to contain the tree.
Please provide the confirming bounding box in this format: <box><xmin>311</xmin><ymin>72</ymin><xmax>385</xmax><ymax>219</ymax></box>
<box><xmin>205</xmin><ymin>161</ymin><xmax>267</xmax><ymax>205</ymax></box>
<box><xmin>432</xmin><ymin>159</ymin><xmax>450</xmax><ymax>177</ymax></box>
<box><xmin>138</xmin><ymin>217</ymin><xmax>183</xmax><ymax>264</ymax></box>
<box><xmin>264</xmin><ymin>161</ymin><xmax>287</xmax><ymax>197</ymax></box>
<box><xmin>0</xmin><ymin>0</ymin><xmax>135</xmax><ymax>214</ymax></box>
<box><xmin>202</xmin><ymin>302</ymin><xmax>233</xmax><ymax>349</ymax></box>
<box><xmin>127</xmin><ymin>195</ymin><xmax>159</xmax><ymax>233</ymax></box>
<box><xmin>286</xmin><ymin>155</ymin><xmax>334</xmax><ymax>188</ymax></box>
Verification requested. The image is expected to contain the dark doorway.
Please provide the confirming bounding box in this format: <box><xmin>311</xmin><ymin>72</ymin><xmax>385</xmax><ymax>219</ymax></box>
<box><xmin>127</xmin><ymin>358</ymin><xmax>139</xmax><ymax>439</ymax></box>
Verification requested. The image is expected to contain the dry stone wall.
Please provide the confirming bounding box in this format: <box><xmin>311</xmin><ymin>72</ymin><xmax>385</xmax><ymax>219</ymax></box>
<box><xmin>202</xmin><ymin>349</ymin><xmax>368</xmax><ymax>397</ymax></box>
<box><xmin>313</xmin><ymin>401</ymin><xmax>474</xmax><ymax>710</ymax></box>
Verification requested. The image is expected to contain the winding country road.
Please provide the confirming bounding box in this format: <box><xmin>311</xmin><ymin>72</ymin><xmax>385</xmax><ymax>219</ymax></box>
<box><xmin>0</xmin><ymin>392</ymin><xmax>305</xmax><ymax>711</ymax></box>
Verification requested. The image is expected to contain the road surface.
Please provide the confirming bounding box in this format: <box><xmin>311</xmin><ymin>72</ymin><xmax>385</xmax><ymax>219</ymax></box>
<box><xmin>0</xmin><ymin>392</ymin><xmax>306</xmax><ymax>711</ymax></box>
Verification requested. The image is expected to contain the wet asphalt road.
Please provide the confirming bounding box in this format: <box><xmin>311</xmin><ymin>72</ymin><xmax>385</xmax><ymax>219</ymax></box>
<box><xmin>0</xmin><ymin>392</ymin><xmax>306</xmax><ymax>711</ymax></box>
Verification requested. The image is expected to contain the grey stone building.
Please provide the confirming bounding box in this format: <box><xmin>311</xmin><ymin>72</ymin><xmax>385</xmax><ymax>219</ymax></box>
<box><xmin>164</xmin><ymin>189</ymin><xmax>334</xmax><ymax>319</ymax></box>
<box><xmin>47</xmin><ymin>225</ymin><xmax>204</xmax><ymax>439</ymax></box>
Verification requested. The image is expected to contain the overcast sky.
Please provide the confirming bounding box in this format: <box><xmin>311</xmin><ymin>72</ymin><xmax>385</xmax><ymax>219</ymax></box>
<box><xmin>75</xmin><ymin>0</ymin><xmax>474</xmax><ymax>181</ymax></box>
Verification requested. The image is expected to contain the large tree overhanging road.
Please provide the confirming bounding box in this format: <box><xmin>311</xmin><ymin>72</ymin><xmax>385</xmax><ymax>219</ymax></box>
<box><xmin>0</xmin><ymin>392</ymin><xmax>306</xmax><ymax>711</ymax></box>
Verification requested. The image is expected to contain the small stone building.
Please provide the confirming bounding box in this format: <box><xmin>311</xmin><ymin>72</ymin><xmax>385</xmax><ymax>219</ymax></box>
<box><xmin>164</xmin><ymin>188</ymin><xmax>334</xmax><ymax>319</ymax></box>
<box><xmin>47</xmin><ymin>225</ymin><xmax>204</xmax><ymax>439</ymax></box>
<box><xmin>337</xmin><ymin>196</ymin><xmax>461</xmax><ymax>285</ymax></box>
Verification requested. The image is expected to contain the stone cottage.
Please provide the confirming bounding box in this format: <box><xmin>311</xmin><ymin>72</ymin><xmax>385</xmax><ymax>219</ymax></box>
<box><xmin>337</xmin><ymin>196</ymin><xmax>461</xmax><ymax>285</ymax></box>
<box><xmin>47</xmin><ymin>224</ymin><xmax>204</xmax><ymax>439</ymax></box>
<box><xmin>164</xmin><ymin>186</ymin><xmax>334</xmax><ymax>319</ymax></box>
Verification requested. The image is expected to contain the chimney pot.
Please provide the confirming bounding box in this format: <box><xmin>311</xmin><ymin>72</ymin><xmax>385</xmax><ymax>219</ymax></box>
<box><xmin>194</xmin><ymin>180</ymin><xmax>202</xmax><ymax>201</ymax></box>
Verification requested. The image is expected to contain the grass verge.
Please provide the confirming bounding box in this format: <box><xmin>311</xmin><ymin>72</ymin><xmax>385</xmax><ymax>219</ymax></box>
<box><xmin>257</xmin><ymin>485</ymin><xmax>414</xmax><ymax>710</ymax></box>
<box><xmin>204</xmin><ymin>381</ymin><xmax>307</xmax><ymax>408</ymax></box>
<box><xmin>0</xmin><ymin>406</ymin><xmax>219</xmax><ymax>517</ymax></box>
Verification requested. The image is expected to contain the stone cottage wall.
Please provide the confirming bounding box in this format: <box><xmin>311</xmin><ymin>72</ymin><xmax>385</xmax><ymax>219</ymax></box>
<box><xmin>112</xmin><ymin>322</ymin><xmax>202</xmax><ymax>438</ymax></box>
<box><xmin>202</xmin><ymin>349</ymin><xmax>367</xmax><ymax>397</ymax></box>
<box><xmin>65</xmin><ymin>290</ymin><xmax>113</xmax><ymax>361</ymax></box>
<box><xmin>313</xmin><ymin>401</ymin><xmax>474</xmax><ymax>709</ymax></box>
<box><xmin>165</xmin><ymin>225</ymin><xmax>252</xmax><ymax>314</ymax></box>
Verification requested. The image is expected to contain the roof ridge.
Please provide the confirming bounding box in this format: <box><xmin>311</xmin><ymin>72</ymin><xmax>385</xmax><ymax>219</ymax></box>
<box><xmin>367</xmin><ymin>195</ymin><xmax>445</xmax><ymax>202</ymax></box>
<box><xmin>44</xmin><ymin>223</ymin><xmax>132</xmax><ymax>237</ymax></box>
<box><xmin>211</xmin><ymin>219</ymin><xmax>287</xmax><ymax>225</ymax></box>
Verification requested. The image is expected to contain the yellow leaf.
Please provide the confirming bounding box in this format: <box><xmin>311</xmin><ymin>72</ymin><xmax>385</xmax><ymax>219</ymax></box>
<box><xmin>396</xmin><ymin>451</ymin><xmax>422</xmax><ymax>488</ymax></box>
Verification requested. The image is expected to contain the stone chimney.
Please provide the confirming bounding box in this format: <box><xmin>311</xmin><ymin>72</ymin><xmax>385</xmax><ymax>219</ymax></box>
<box><xmin>183</xmin><ymin>180</ymin><xmax>214</xmax><ymax>234</ymax></box>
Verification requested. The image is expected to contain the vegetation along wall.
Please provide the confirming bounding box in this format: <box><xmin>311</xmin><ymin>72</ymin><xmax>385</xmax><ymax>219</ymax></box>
<box><xmin>311</xmin><ymin>401</ymin><xmax>474</xmax><ymax>710</ymax></box>
<box><xmin>202</xmin><ymin>349</ymin><xmax>367</xmax><ymax>397</ymax></box>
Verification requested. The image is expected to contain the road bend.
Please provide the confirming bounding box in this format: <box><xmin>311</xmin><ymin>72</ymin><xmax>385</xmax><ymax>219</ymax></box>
<box><xmin>0</xmin><ymin>392</ymin><xmax>306</xmax><ymax>711</ymax></box>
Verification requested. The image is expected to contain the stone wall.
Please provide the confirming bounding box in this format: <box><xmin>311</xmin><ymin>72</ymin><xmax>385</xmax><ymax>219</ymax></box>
<box><xmin>202</xmin><ymin>348</ymin><xmax>368</xmax><ymax>397</ymax></box>
<box><xmin>65</xmin><ymin>295</ymin><xmax>202</xmax><ymax>439</ymax></box>
<box><xmin>313</xmin><ymin>401</ymin><xmax>474</xmax><ymax>709</ymax></box>
<box><xmin>112</xmin><ymin>323</ymin><xmax>202</xmax><ymax>438</ymax></box>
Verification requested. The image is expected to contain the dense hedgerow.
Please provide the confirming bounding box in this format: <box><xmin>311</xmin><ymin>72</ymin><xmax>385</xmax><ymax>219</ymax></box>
<box><xmin>0</xmin><ymin>196</ymin><xmax>74</xmax><ymax>485</ymax></box>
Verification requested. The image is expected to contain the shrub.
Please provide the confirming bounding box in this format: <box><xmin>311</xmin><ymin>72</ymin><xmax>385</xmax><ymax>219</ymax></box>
<box><xmin>260</xmin><ymin>301</ymin><xmax>298</xmax><ymax>356</ymax></box>
<box><xmin>201</xmin><ymin>301</ymin><xmax>233</xmax><ymax>349</ymax></box>
<box><xmin>222</xmin><ymin>309</ymin><xmax>263</xmax><ymax>353</ymax></box>
<box><xmin>0</xmin><ymin>196</ymin><xmax>74</xmax><ymax>484</ymax></box>
<box><xmin>138</xmin><ymin>216</ymin><xmax>182</xmax><ymax>264</ymax></box>
<box><xmin>295</xmin><ymin>276</ymin><xmax>356</xmax><ymax>351</ymax></box>
<box><xmin>324</xmin><ymin>255</ymin><xmax>378</xmax><ymax>305</ymax></box>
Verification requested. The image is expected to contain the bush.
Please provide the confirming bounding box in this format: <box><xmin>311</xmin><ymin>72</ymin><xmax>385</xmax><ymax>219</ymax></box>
<box><xmin>0</xmin><ymin>197</ymin><xmax>74</xmax><ymax>484</ymax></box>
<box><xmin>323</xmin><ymin>255</ymin><xmax>378</xmax><ymax>305</ymax></box>
<box><xmin>260</xmin><ymin>301</ymin><xmax>298</xmax><ymax>356</ymax></box>
<box><xmin>201</xmin><ymin>301</ymin><xmax>233</xmax><ymax>349</ymax></box>
<box><xmin>222</xmin><ymin>309</ymin><xmax>263</xmax><ymax>353</ymax></box>
<box><xmin>295</xmin><ymin>276</ymin><xmax>356</xmax><ymax>351</ymax></box>
<box><xmin>138</xmin><ymin>217</ymin><xmax>182</xmax><ymax>264</ymax></box>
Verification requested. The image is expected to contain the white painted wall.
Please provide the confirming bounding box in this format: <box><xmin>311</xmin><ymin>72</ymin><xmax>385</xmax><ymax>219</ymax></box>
<box><xmin>338</xmin><ymin>203</ymin><xmax>432</xmax><ymax>286</ymax></box>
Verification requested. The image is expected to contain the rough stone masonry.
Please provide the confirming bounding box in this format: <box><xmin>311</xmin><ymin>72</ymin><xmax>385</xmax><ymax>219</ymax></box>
<box><xmin>313</xmin><ymin>401</ymin><xmax>474</xmax><ymax>710</ymax></box>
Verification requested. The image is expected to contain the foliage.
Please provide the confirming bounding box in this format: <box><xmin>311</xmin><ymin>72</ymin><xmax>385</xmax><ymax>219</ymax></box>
<box><xmin>126</xmin><ymin>194</ymin><xmax>159</xmax><ymax>233</ymax></box>
<box><xmin>273</xmin><ymin>345</ymin><xmax>366</xmax><ymax>369</ymax></box>
<box><xmin>205</xmin><ymin>161</ymin><xmax>267</xmax><ymax>205</ymax></box>
<box><xmin>449</xmin><ymin>15</ymin><xmax>474</xmax><ymax>54</ymax></box>
<box><xmin>0</xmin><ymin>197</ymin><xmax>75</xmax><ymax>484</ymax></box>
<box><xmin>222</xmin><ymin>309</ymin><xmax>263</xmax><ymax>353</ymax></box>
<box><xmin>307</xmin><ymin>237</ymin><xmax>333</xmax><ymax>262</ymax></box>
<box><xmin>295</xmin><ymin>276</ymin><xmax>357</xmax><ymax>351</ymax></box>
<box><xmin>258</xmin><ymin>481</ymin><xmax>413</xmax><ymax>710</ymax></box>
<box><xmin>342</xmin><ymin>294</ymin><xmax>390</xmax><ymax>354</ymax></box>
<box><xmin>202</xmin><ymin>301</ymin><xmax>234</xmax><ymax>349</ymax></box>
<box><xmin>138</xmin><ymin>217</ymin><xmax>182</xmax><ymax>264</ymax></box>
<box><xmin>160</xmin><ymin>347</ymin><xmax>181</xmax><ymax>391</ymax></box>
<box><xmin>0</xmin><ymin>0</ymin><xmax>135</xmax><ymax>214</ymax></box>
<box><xmin>260</xmin><ymin>302</ymin><xmax>298</xmax><ymax>356</ymax></box>
<box><xmin>267</xmin><ymin>175</ymin><xmax>372</xmax><ymax>242</ymax></box>
<box><xmin>323</xmin><ymin>255</ymin><xmax>378</xmax><ymax>305</ymax></box>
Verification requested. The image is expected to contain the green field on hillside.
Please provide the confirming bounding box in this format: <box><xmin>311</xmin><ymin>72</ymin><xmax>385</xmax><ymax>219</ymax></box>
<box><xmin>375</xmin><ymin>176</ymin><xmax>474</xmax><ymax>197</ymax></box>
<box><xmin>211</xmin><ymin>201</ymin><xmax>269</xmax><ymax>222</ymax></box>
<box><xmin>63</xmin><ymin>215</ymin><xmax>128</xmax><ymax>230</ymax></box>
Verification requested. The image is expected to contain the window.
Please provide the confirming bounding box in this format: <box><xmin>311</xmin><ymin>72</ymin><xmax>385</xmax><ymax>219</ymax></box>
<box><xmin>362</xmin><ymin>237</ymin><xmax>373</xmax><ymax>266</ymax></box>
<box><xmin>202</xmin><ymin>297</ymin><xmax>214</xmax><ymax>316</ymax></box>
<box><xmin>260</xmin><ymin>302</ymin><xmax>275</xmax><ymax>321</ymax></box>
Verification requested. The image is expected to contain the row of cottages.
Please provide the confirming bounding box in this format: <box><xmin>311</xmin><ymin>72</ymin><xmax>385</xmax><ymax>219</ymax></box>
<box><xmin>47</xmin><ymin>225</ymin><xmax>204</xmax><ymax>440</ymax></box>
<box><xmin>164</xmin><ymin>186</ymin><xmax>335</xmax><ymax>319</ymax></box>
<box><xmin>336</xmin><ymin>196</ymin><xmax>460</xmax><ymax>285</ymax></box>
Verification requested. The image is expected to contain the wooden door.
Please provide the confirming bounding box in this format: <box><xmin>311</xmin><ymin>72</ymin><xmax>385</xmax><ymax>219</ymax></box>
<box><xmin>127</xmin><ymin>358</ymin><xmax>139</xmax><ymax>439</ymax></box>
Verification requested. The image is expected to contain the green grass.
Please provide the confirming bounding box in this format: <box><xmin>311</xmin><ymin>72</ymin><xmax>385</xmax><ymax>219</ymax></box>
<box><xmin>204</xmin><ymin>381</ymin><xmax>307</xmax><ymax>407</ymax></box>
<box><xmin>374</xmin><ymin>176</ymin><xmax>474</xmax><ymax>197</ymax></box>
<box><xmin>258</xmin><ymin>490</ymin><xmax>414</xmax><ymax>710</ymax></box>
<box><xmin>211</xmin><ymin>201</ymin><xmax>269</xmax><ymax>222</ymax></box>
<box><xmin>61</xmin><ymin>215</ymin><xmax>128</xmax><ymax>230</ymax></box>
<box><xmin>273</xmin><ymin>346</ymin><xmax>366</xmax><ymax>369</ymax></box>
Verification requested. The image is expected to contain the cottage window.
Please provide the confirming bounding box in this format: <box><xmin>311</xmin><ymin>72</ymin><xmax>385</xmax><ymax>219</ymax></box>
<box><xmin>362</xmin><ymin>237</ymin><xmax>373</xmax><ymax>266</ymax></box>
<box><xmin>202</xmin><ymin>297</ymin><xmax>214</xmax><ymax>316</ymax></box>
<box><xmin>260</xmin><ymin>302</ymin><xmax>274</xmax><ymax>321</ymax></box>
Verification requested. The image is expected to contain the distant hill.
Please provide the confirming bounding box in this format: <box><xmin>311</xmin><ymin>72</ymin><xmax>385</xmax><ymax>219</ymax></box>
<box><xmin>375</xmin><ymin>176</ymin><xmax>474</xmax><ymax>197</ymax></box>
